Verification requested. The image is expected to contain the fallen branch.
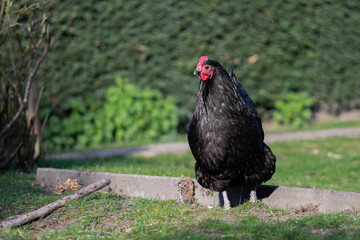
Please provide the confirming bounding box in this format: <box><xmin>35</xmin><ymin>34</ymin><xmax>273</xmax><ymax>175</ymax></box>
<box><xmin>0</xmin><ymin>178</ymin><xmax>111</xmax><ymax>229</ymax></box>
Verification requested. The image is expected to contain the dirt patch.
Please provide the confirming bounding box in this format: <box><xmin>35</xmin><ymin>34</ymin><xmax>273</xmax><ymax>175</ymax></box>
<box><xmin>293</xmin><ymin>204</ymin><xmax>319</xmax><ymax>215</ymax></box>
<box><xmin>231</xmin><ymin>203</ymin><xmax>322</xmax><ymax>223</ymax></box>
<box><xmin>178</xmin><ymin>176</ymin><xmax>196</xmax><ymax>204</ymax></box>
<box><xmin>29</xmin><ymin>207</ymin><xmax>78</xmax><ymax>233</ymax></box>
<box><xmin>191</xmin><ymin>202</ymin><xmax>322</xmax><ymax>225</ymax></box>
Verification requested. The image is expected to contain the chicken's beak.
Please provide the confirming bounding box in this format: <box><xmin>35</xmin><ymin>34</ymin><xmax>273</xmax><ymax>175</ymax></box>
<box><xmin>194</xmin><ymin>67</ymin><xmax>201</xmax><ymax>75</ymax></box>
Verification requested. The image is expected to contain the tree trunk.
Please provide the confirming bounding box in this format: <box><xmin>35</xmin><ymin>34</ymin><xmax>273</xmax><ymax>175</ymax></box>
<box><xmin>27</xmin><ymin>80</ymin><xmax>42</xmax><ymax>160</ymax></box>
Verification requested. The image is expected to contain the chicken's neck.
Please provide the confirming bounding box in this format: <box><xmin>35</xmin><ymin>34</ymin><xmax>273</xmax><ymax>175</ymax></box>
<box><xmin>195</xmin><ymin>75</ymin><xmax>240</xmax><ymax>119</ymax></box>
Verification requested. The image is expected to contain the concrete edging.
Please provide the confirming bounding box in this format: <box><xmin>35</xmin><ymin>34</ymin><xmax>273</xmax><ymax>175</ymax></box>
<box><xmin>36</xmin><ymin>168</ymin><xmax>360</xmax><ymax>213</ymax></box>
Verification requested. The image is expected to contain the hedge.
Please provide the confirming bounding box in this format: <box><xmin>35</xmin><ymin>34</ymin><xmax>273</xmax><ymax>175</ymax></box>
<box><xmin>36</xmin><ymin>0</ymin><xmax>360</xmax><ymax>130</ymax></box>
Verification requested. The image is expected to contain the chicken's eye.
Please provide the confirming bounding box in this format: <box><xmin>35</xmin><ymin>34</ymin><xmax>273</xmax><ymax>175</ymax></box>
<box><xmin>205</xmin><ymin>66</ymin><xmax>210</xmax><ymax>70</ymax></box>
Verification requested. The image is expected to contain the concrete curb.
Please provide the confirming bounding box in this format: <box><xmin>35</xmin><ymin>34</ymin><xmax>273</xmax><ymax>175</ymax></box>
<box><xmin>37</xmin><ymin>168</ymin><xmax>360</xmax><ymax>213</ymax></box>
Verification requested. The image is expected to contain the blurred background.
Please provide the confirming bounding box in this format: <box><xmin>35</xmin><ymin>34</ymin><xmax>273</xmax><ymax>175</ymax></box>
<box><xmin>2</xmin><ymin>0</ymin><xmax>360</xmax><ymax>156</ymax></box>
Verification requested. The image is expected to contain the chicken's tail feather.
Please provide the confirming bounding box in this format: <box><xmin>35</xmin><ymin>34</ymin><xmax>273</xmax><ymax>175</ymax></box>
<box><xmin>263</xmin><ymin>143</ymin><xmax>276</xmax><ymax>179</ymax></box>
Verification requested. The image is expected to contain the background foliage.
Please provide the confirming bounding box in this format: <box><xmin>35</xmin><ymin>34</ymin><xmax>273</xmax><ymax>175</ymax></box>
<box><xmin>273</xmin><ymin>91</ymin><xmax>314</xmax><ymax>128</ymax></box>
<box><xmin>44</xmin><ymin>77</ymin><xmax>178</xmax><ymax>151</ymax></box>
<box><xmin>37</xmin><ymin>0</ymin><xmax>360</xmax><ymax>130</ymax></box>
<box><xmin>4</xmin><ymin>0</ymin><xmax>357</xmax><ymax>152</ymax></box>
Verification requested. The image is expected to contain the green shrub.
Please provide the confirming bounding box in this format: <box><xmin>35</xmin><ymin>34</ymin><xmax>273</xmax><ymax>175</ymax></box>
<box><xmin>43</xmin><ymin>98</ymin><xmax>93</xmax><ymax>151</ymax></box>
<box><xmin>43</xmin><ymin>77</ymin><xmax>178</xmax><ymax>152</ymax></box>
<box><xmin>88</xmin><ymin>76</ymin><xmax>178</xmax><ymax>145</ymax></box>
<box><xmin>273</xmin><ymin>92</ymin><xmax>314</xmax><ymax>128</ymax></box>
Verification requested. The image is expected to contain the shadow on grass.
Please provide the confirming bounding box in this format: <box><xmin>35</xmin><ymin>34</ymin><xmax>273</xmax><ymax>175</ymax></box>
<box><xmin>218</xmin><ymin>185</ymin><xmax>279</xmax><ymax>208</ymax></box>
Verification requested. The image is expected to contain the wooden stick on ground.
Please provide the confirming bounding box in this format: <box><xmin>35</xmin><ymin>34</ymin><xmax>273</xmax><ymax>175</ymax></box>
<box><xmin>0</xmin><ymin>178</ymin><xmax>111</xmax><ymax>229</ymax></box>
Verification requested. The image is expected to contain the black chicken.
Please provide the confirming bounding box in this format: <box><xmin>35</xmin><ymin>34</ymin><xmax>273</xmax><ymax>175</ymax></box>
<box><xmin>187</xmin><ymin>56</ymin><xmax>276</xmax><ymax>209</ymax></box>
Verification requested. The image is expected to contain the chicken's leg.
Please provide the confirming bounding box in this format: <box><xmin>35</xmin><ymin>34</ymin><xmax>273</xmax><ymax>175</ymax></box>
<box><xmin>222</xmin><ymin>191</ymin><xmax>231</xmax><ymax>210</ymax></box>
<box><xmin>249</xmin><ymin>187</ymin><xmax>257</xmax><ymax>202</ymax></box>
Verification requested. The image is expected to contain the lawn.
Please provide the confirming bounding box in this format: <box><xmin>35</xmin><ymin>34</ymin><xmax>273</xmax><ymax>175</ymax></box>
<box><xmin>263</xmin><ymin>119</ymin><xmax>360</xmax><ymax>134</ymax></box>
<box><xmin>1</xmin><ymin>188</ymin><xmax>359</xmax><ymax>239</ymax></box>
<box><xmin>1</xmin><ymin>136</ymin><xmax>360</xmax><ymax>239</ymax></box>
<box><xmin>38</xmin><ymin>136</ymin><xmax>360</xmax><ymax>192</ymax></box>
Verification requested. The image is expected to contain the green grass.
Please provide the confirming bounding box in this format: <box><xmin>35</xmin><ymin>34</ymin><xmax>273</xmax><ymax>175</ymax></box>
<box><xmin>1</xmin><ymin>188</ymin><xmax>359</xmax><ymax>239</ymax></box>
<box><xmin>263</xmin><ymin>119</ymin><xmax>360</xmax><ymax>134</ymax></box>
<box><xmin>37</xmin><ymin>153</ymin><xmax>195</xmax><ymax>178</ymax></box>
<box><xmin>0</xmin><ymin>172</ymin><xmax>59</xmax><ymax>220</ymax></box>
<box><xmin>38</xmin><ymin>136</ymin><xmax>360</xmax><ymax>192</ymax></box>
<box><xmin>1</xmin><ymin>135</ymin><xmax>360</xmax><ymax>239</ymax></box>
<box><xmin>267</xmin><ymin>137</ymin><xmax>360</xmax><ymax>192</ymax></box>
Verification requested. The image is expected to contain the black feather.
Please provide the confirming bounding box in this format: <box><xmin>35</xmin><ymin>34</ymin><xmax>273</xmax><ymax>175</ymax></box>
<box><xmin>188</xmin><ymin>59</ymin><xmax>276</xmax><ymax>192</ymax></box>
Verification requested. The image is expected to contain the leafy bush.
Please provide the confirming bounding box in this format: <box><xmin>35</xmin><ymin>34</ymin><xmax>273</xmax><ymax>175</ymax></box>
<box><xmin>273</xmin><ymin>92</ymin><xmax>314</xmax><ymax>128</ymax></box>
<box><xmin>43</xmin><ymin>98</ymin><xmax>93</xmax><ymax>151</ymax></box>
<box><xmin>44</xmin><ymin>77</ymin><xmax>178</xmax><ymax>151</ymax></box>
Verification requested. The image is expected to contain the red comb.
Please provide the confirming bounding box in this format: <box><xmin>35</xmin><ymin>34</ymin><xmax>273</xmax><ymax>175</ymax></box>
<box><xmin>197</xmin><ymin>56</ymin><xmax>208</xmax><ymax>69</ymax></box>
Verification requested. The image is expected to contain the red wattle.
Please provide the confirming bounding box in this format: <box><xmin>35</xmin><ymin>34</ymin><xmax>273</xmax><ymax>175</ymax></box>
<box><xmin>200</xmin><ymin>73</ymin><xmax>208</xmax><ymax>81</ymax></box>
<box><xmin>199</xmin><ymin>71</ymin><xmax>214</xmax><ymax>81</ymax></box>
